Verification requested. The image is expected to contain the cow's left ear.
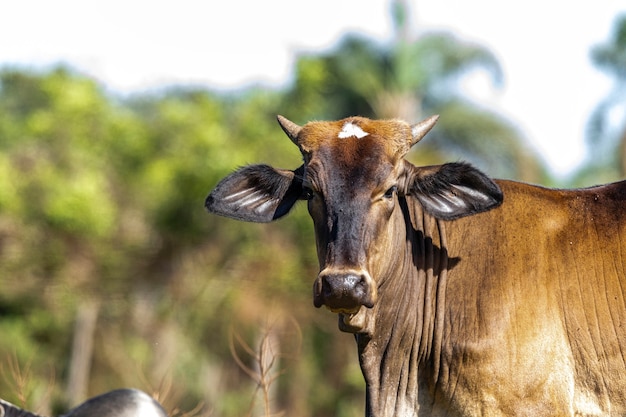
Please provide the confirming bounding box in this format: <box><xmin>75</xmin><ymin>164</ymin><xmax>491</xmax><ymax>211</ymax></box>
<box><xmin>402</xmin><ymin>161</ymin><xmax>503</xmax><ymax>220</ymax></box>
<box><xmin>205</xmin><ymin>164</ymin><xmax>304</xmax><ymax>223</ymax></box>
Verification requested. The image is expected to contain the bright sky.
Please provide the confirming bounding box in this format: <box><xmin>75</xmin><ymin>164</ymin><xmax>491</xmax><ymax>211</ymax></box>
<box><xmin>1</xmin><ymin>0</ymin><xmax>624</xmax><ymax>177</ymax></box>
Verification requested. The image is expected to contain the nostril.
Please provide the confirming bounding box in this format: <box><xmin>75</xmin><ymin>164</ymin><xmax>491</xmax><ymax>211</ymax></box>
<box><xmin>321</xmin><ymin>278</ymin><xmax>333</xmax><ymax>298</ymax></box>
<box><xmin>313</xmin><ymin>278</ymin><xmax>324</xmax><ymax>308</ymax></box>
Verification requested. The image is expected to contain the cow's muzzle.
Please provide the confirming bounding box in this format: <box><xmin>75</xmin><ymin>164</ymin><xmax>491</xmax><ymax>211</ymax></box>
<box><xmin>313</xmin><ymin>269</ymin><xmax>377</xmax><ymax>313</ymax></box>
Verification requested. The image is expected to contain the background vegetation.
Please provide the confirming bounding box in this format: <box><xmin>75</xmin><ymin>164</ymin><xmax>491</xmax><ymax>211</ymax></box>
<box><xmin>1</xmin><ymin>9</ymin><xmax>625</xmax><ymax>417</ymax></box>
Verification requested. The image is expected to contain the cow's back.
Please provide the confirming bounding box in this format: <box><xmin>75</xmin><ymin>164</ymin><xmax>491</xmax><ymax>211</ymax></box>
<box><xmin>436</xmin><ymin>179</ymin><xmax>626</xmax><ymax>415</ymax></box>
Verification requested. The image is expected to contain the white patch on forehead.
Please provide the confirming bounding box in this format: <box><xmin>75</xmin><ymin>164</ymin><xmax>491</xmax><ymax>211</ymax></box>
<box><xmin>338</xmin><ymin>122</ymin><xmax>369</xmax><ymax>139</ymax></box>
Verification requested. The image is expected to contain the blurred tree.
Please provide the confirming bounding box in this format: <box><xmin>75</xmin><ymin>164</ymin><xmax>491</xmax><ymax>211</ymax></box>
<box><xmin>0</xmin><ymin>67</ymin><xmax>122</xmax><ymax>412</ymax></box>
<box><xmin>284</xmin><ymin>2</ymin><xmax>545</xmax><ymax>182</ymax></box>
<box><xmin>578</xmin><ymin>14</ymin><xmax>626</xmax><ymax>185</ymax></box>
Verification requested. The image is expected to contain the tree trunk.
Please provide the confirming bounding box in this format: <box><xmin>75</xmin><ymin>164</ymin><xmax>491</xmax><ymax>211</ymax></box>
<box><xmin>66</xmin><ymin>301</ymin><xmax>100</xmax><ymax>406</ymax></box>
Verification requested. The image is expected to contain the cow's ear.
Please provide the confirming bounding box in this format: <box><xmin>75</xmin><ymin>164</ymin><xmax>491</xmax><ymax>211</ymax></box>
<box><xmin>205</xmin><ymin>164</ymin><xmax>304</xmax><ymax>223</ymax></box>
<box><xmin>403</xmin><ymin>161</ymin><xmax>503</xmax><ymax>220</ymax></box>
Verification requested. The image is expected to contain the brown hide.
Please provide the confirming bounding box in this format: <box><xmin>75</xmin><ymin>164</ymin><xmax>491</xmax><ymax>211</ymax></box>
<box><xmin>429</xmin><ymin>180</ymin><xmax>626</xmax><ymax>416</ymax></box>
<box><xmin>366</xmin><ymin>179</ymin><xmax>626</xmax><ymax>416</ymax></box>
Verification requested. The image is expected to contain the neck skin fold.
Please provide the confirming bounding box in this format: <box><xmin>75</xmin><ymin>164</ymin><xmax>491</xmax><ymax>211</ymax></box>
<box><xmin>356</xmin><ymin>198</ymin><xmax>450</xmax><ymax>417</ymax></box>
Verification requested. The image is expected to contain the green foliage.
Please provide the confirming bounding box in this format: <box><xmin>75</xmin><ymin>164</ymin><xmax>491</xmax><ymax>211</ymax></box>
<box><xmin>284</xmin><ymin>31</ymin><xmax>544</xmax><ymax>182</ymax></box>
<box><xmin>580</xmin><ymin>13</ymin><xmax>626</xmax><ymax>186</ymax></box>
<box><xmin>591</xmin><ymin>14</ymin><xmax>626</xmax><ymax>79</ymax></box>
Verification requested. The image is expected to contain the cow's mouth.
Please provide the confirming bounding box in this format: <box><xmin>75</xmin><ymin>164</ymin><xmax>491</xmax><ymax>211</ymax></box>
<box><xmin>337</xmin><ymin>306</ymin><xmax>373</xmax><ymax>334</ymax></box>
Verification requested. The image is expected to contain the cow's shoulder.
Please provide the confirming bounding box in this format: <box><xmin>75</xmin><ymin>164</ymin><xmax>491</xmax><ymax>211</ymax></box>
<box><xmin>463</xmin><ymin>178</ymin><xmax>626</xmax><ymax>246</ymax></box>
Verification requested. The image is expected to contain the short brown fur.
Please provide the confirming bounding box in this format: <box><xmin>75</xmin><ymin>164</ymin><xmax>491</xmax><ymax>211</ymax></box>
<box><xmin>206</xmin><ymin>115</ymin><xmax>626</xmax><ymax>416</ymax></box>
<box><xmin>297</xmin><ymin>117</ymin><xmax>412</xmax><ymax>158</ymax></box>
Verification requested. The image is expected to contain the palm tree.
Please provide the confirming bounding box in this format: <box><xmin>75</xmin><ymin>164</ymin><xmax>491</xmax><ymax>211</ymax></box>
<box><xmin>580</xmin><ymin>14</ymin><xmax>626</xmax><ymax>184</ymax></box>
<box><xmin>285</xmin><ymin>0</ymin><xmax>544</xmax><ymax>182</ymax></box>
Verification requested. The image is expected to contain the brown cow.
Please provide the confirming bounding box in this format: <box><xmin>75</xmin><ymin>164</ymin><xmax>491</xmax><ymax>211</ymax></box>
<box><xmin>205</xmin><ymin>115</ymin><xmax>626</xmax><ymax>416</ymax></box>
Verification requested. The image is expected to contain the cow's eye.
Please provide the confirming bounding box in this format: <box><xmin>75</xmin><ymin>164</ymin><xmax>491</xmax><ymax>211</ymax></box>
<box><xmin>302</xmin><ymin>187</ymin><xmax>315</xmax><ymax>200</ymax></box>
<box><xmin>383</xmin><ymin>186</ymin><xmax>397</xmax><ymax>199</ymax></box>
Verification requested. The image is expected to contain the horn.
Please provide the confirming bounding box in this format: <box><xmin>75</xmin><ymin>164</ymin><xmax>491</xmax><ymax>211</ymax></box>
<box><xmin>276</xmin><ymin>115</ymin><xmax>302</xmax><ymax>146</ymax></box>
<box><xmin>411</xmin><ymin>114</ymin><xmax>439</xmax><ymax>146</ymax></box>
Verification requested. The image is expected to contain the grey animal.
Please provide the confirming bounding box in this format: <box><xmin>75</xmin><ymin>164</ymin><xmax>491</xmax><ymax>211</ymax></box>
<box><xmin>0</xmin><ymin>389</ymin><xmax>168</xmax><ymax>417</ymax></box>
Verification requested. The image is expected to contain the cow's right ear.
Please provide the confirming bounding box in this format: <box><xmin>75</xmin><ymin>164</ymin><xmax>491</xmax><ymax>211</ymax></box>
<box><xmin>402</xmin><ymin>161</ymin><xmax>503</xmax><ymax>220</ymax></box>
<box><xmin>205</xmin><ymin>164</ymin><xmax>304</xmax><ymax>223</ymax></box>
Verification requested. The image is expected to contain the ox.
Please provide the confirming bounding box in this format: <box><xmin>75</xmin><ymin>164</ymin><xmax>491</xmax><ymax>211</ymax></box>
<box><xmin>205</xmin><ymin>115</ymin><xmax>626</xmax><ymax>416</ymax></box>
<box><xmin>0</xmin><ymin>389</ymin><xmax>168</xmax><ymax>417</ymax></box>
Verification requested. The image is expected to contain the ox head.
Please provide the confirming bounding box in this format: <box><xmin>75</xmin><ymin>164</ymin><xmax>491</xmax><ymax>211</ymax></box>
<box><xmin>206</xmin><ymin>115</ymin><xmax>502</xmax><ymax>333</ymax></box>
